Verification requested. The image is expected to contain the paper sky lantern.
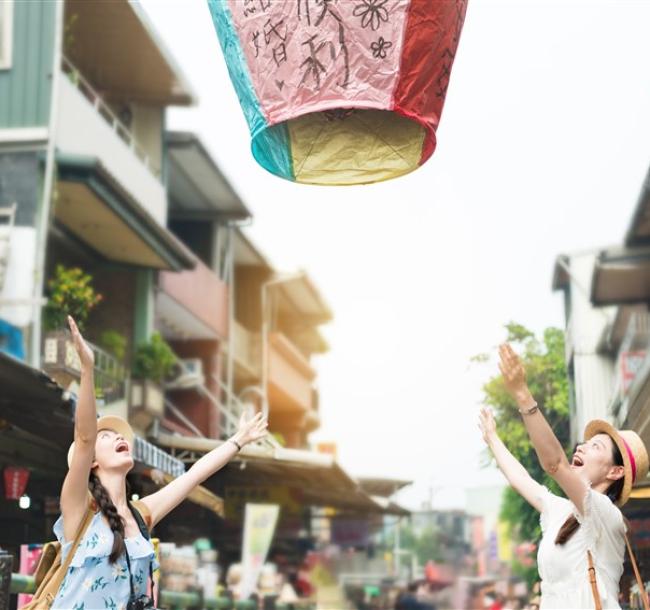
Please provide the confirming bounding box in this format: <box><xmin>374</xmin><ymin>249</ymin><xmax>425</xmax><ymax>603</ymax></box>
<box><xmin>207</xmin><ymin>0</ymin><xmax>468</xmax><ymax>186</ymax></box>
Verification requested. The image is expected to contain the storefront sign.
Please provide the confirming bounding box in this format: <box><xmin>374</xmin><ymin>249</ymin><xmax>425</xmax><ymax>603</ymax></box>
<box><xmin>621</xmin><ymin>350</ymin><xmax>647</xmax><ymax>396</ymax></box>
<box><xmin>330</xmin><ymin>518</ymin><xmax>369</xmax><ymax>547</ymax></box>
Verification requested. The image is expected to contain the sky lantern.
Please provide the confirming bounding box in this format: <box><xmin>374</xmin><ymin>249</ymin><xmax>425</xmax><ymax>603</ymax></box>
<box><xmin>207</xmin><ymin>0</ymin><xmax>469</xmax><ymax>186</ymax></box>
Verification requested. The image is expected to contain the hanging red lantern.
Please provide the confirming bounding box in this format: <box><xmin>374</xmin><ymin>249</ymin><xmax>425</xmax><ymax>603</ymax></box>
<box><xmin>4</xmin><ymin>466</ymin><xmax>30</xmax><ymax>500</ymax></box>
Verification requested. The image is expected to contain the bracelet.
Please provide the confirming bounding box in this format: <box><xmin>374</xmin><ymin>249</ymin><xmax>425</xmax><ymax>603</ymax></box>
<box><xmin>228</xmin><ymin>438</ymin><xmax>242</xmax><ymax>452</ymax></box>
<box><xmin>518</xmin><ymin>402</ymin><xmax>539</xmax><ymax>416</ymax></box>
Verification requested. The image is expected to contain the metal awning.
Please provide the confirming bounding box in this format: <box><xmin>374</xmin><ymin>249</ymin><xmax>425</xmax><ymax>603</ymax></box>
<box><xmin>275</xmin><ymin>274</ymin><xmax>333</xmax><ymax>326</ymax></box>
<box><xmin>0</xmin><ymin>352</ymin><xmax>75</xmax><ymax>448</ymax></box>
<box><xmin>154</xmin><ymin>432</ymin><xmax>393</xmax><ymax>514</ymax></box>
<box><xmin>57</xmin><ymin>154</ymin><xmax>197</xmax><ymax>271</ymax></box>
<box><xmin>166</xmin><ymin>132</ymin><xmax>251</xmax><ymax>221</ymax></box>
<box><xmin>234</xmin><ymin>229</ymin><xmax>273</xmax><ymax>269</ymax></box>
<box><xmin>625</xmin><ymin>165</ymin><xmax>650</xmax><ymax>247</ymax></box>
<box><xmin>599</xmin><ymin>304</ymin><xmax>648</xmax><ymax>353</ymax></box>
<box><xmin>357</xmin><ymin>477</ymin><xmax>412</xmax><ymax>498</ymax></box>
<box><xmin>0</xmin><ymin>353</ymin><xmax>186</xmax><ymax>478</ymax></box>
<box><xmin>367</xmin><ymin>495</ymin><xmax>411</xmax><ymax>517</ymax></box>
<box><xmin>591</xmin><ymin>246</ymin><xmax>650</xmax><ymax>306</ymax></box>
<box><xmin>64</xmin><ymin>0</ymin><xmax>195</xmax><ymax>106</ymax></box>
<box><xmin>141</xmin><ymin>470</ymin><xmax>224</xmax><ymax>518</ymax></box>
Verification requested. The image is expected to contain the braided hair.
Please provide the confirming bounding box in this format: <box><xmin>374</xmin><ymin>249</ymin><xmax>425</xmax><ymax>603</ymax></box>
<box><xmin>88</xmin><ymin>472</ymin><xmax>126</xmax><ymax>563</ymax></box>
<box><xmin>555</xmin><ymin>438</ymin><xmax>625</xmax><ymax>545</ymax></box>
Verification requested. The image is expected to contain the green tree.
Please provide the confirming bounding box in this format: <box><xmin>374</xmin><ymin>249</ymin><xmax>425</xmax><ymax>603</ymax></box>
<box><xmin>385</xmin><ymin>524</ymin><xmax>443</xmax><ymax>566</ymax></box>
<box><xmin>476</xmin><ymin>323</ymin><xmax>570</xmax><ymax>573</ymax></box>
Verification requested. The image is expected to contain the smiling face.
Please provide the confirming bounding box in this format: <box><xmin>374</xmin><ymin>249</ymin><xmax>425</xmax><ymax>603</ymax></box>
<box><xmin>93</xmin><ymin>428</ymin><xmax>134</xmax><ymax>473</ymax></box>
<box><xmin>571</xmin><ymin>433</ymin><xmax>624</xmax><ymax>491</ymax></box>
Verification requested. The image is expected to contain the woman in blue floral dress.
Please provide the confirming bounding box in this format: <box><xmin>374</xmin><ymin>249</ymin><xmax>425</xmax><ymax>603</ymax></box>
<box><xmin>50</xmin><ymin>317</ymin><xmax>268</xmax><ymax>610</ymax></box>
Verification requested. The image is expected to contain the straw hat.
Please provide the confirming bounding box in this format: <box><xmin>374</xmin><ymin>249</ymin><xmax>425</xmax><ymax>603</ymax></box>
<box><xmin>67</xmin><ymin>415</ymin><xmax>135</xmax><ymax>466</ymax></box>
<box><xmin>584</xmin><ymin>419</ymin><xmax>649</xmax><ymax>506</ymax></box>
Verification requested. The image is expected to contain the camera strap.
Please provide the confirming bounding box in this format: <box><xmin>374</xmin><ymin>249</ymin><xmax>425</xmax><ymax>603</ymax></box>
<box><xmin>123</xmin><ymin>544</ymin><xmax>155</xmax><ymax>602</ymax></box>
<box><xmin>123</xmin><ymin>503</ymin><xmax>156</xmax><ymax>603</ymax></box>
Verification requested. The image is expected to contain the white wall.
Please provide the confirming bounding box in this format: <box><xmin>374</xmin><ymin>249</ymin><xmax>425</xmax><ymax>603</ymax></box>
<box><xmin>565</xmin><ymin>253</ymin><xmax>617</xmax><ymax>442</ymax></box>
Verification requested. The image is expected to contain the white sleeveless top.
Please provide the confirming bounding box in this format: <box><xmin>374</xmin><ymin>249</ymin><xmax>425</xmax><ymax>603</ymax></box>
<box><xmin>537</xmin><ymin>486</ymin><xmax>625</xmax><ymax>609</ymax></box>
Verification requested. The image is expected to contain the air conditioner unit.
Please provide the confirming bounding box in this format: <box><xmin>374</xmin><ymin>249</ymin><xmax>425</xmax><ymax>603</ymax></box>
<box><xmin>166</xmin><ymin>358</ymin><xmax>205</xmax><ymax>389</ymax></box>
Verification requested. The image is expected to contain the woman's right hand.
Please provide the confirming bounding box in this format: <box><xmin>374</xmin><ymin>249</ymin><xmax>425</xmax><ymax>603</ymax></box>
<box><xmin>478</xmin><ymin>406</ymin><xmax>498</xmax><ymax>445</ymax></box>
<box><xmin>68</xmin><ymin>315</ymin><xmax>95</xmax><ymax>371</ymax></box>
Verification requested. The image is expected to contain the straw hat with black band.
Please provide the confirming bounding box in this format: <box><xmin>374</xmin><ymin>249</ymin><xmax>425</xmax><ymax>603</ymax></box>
<box><xmin>584</xmin><ymin>419</ymin><xmax>649</xmax><ymax>507</ymax></box>
<box><xmin>67</xmin><ymin>415</ymin><xmax>135</xmax><ymax>467</ymax></box>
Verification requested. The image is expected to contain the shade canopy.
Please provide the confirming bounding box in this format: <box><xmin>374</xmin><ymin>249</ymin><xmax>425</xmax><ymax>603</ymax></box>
<box><xmin>207</xmin><ymin>0</ymin><xmax>468</xmax><ymax>185</ymax></box>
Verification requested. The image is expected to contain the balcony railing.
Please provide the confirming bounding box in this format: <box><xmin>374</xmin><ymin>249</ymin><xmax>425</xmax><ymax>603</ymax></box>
<box><xmin>42</xmin><ymin>331</ymin><xmax>127</xmax><ymax>406</ymax></box>
<box><xmin>229</xmin><ymin>321</ymin><xmax>261</xmax><ymax>378</ymax></box>
<box><xmin>61</xmin><ymin>56</ymin><xmax>159</xmax><ymax>177</ymax></box>
<box><xmin>267</xmin><ymin>332</ymin><xmax>316</xmax><ymax>413</ymax></box>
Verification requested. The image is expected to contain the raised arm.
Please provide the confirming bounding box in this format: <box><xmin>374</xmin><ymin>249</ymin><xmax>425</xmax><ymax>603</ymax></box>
<box><xmin>499</xmin><ymin>343</ymin><xmax>589</xmax><ymax>514</ymax></box>
<box><xmin>141</xmin><ymin>412</ymin><xmax>268</xmax><ymax>526</ymax></box>
<box><xmin>60</xmin><ymin>316</ymin><xmax>98</xmax><ymax>539</ymax></box>
<box><xmin>479</xmin><ymin>406</ymin><xmax>544</xmax><ymax>511</ymax></box>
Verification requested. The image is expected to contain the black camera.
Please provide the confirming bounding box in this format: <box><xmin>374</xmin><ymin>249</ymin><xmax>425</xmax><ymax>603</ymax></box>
<box><xmin>126</xmin><ymin>595</ymin><xmax>156</xmax><ymax>610</ymax></box>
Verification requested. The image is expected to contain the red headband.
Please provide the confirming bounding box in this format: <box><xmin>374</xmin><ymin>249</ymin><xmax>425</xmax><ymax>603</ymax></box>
<box><xmin>621</xmin><ymin>437</ymin><xmax>637</xmax><ymax>483</ymax></box>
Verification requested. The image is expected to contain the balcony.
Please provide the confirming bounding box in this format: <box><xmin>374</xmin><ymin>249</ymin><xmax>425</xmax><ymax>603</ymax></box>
<box><xmin>225</xmin><ymin>320</ymin><xmax>261</xmax><ymax>381</ymax></box>
<box><xmin>157</xmin><ymin>259</ymin><xmax>228</xmax><ymax>340</ymax></box>
<box><xmin>267</xmin><ymin>332</ymin><xmax>316</xmax><ymax>414</ymax></box>
<box><xmin>56</xmin><ymin>58</ymin><xmax>166</xmax><ymax>225</ymax></box>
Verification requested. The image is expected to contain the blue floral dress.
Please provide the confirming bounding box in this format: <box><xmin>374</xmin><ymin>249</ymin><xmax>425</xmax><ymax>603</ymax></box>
<box><xmin>51</xmin><ymin>511</ymin><xmax>157</xmax><ymax>610</ymax></box>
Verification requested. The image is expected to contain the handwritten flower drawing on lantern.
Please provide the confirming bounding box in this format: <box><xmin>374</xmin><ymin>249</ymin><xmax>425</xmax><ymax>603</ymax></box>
<box><xmin>353</xmin><ymin>0</ymin><xmax>390</xmax><ymax>31</ymax></box>
<box><xmin>207</xmin><ymin>0</ymin><xmax>469</xmax><ymax>186</ymax></box>
<box><xmin>370</xmin><ymin>36</ymin><xmax>393</xmax><ymax>59</ymax></box>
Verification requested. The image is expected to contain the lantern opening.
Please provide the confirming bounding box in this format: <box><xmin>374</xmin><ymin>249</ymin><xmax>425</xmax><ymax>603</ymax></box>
<box><xmin>251</xmin><ymin>108</ymin><xmax>428</xmax><ymax>187</ymax></box>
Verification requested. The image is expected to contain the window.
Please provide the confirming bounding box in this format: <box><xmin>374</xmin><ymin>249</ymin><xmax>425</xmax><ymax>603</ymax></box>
<box><xmin>0</xmin><ymin>0</ymin><xmax>14</xmax><ymax>70</ymax></box>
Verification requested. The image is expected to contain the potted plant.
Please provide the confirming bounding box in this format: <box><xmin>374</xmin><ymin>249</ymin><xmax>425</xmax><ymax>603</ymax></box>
<box><xmin>42</xmin><ymin>265</ymin><xmax>102</xmax><ymax>388</ymax></box>
<box><xmin>129</xmin><ymin>332</ymin><xmax>176</xmax><ymax>429</ymax></box>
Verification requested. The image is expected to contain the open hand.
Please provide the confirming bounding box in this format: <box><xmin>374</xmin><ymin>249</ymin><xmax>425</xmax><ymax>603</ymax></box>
<box><xmin>498</xmin><ymin>343</ymin><xmax>528</xmax><ymax>398</ymax></box>
<box><xmin>478</xmin><ymin>406</ymin><xmax>497</xmax><ymax>444</ymax></box>
<box><xmin>235</xmin><ymin>412</ymin><xmax>268</xmax><ymax>446</ymax></box>
<box><xmin>68</xmin><ymin>316</ymin><xmax>94</xmax><ymax>370</ymax></box>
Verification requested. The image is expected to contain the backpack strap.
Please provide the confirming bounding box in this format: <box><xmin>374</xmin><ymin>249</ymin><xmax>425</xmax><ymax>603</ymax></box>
<box><xmin>625</xmin><ymin>534</ymin><xmax>650</xmax><ymax>610</ymax></box>
<box><xmin>129</xmin><ymin>500</ymin><xmax>152</xmax><ymax>539</ymax></box>
<box><xmin>31</xmin><ymin>499</ymin><xmax>95</xmax><ymax>603</ymax></box>
<box><xmin>587</xmin><ymin>551</ymin><xmax>603</xmax><ymax>610</ymax></box>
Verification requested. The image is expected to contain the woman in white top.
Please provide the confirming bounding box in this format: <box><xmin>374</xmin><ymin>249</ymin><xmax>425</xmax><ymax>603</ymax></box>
<box><xmin>479</xmin><ymin>344</ymin><xmax>649</xmax><ymax>610</ymax></box>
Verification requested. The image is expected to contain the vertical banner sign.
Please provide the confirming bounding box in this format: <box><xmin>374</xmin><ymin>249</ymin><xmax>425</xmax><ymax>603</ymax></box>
<box><xmin>240</xmin><ymin>503</ymin><xmax>281</xmax><ymax>600</ymax></box>
<box><xmin>3</xmin><ymin>466</ymin><xmax>29</xmax><ymax>500</ymax></box>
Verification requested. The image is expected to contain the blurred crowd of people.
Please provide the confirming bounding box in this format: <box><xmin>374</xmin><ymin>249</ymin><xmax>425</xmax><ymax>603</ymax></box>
<box><xmin>393</xmin><ymin>580</ymin><xmax>439</xmax><ymax>609</ymax></box>
<box><xmin>222</xmin><ymin>561</ymin><xmax>314</xmax><ymax>609</ymax></box>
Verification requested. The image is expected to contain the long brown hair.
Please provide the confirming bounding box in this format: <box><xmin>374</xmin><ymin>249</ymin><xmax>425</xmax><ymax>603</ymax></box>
<box><xmin>88</xmin><ymin>471</ymin><xmax>126</xmax><ymax>563</ymax></box>
<box><xmin>555</xmin><ymin>438</ymin><xmax>625</xmax><ymax>545</ymax></box>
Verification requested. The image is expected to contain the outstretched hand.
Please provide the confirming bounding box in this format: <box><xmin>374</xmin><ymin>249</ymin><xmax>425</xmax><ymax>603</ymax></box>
<box><xmin>478</xmin><ymin>406</ymin><xmax>497</xmax><ymax>445</ymax></box>
<box><xmin>236</xmin><ymin>412</ymin><xmax>268</xmax><ymax>446</ymax></box>
<box><xmin>68</xmin><ymin>316</ymin><xmax>94</xmax><ymax>370</ymax></box>
<box><xmin>498</xmin><ymin>343</ymin><xmax>528</xmax><ymax>398</ymax></box>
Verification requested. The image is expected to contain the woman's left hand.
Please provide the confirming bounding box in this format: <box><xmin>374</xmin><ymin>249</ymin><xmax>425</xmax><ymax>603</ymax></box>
<box><xmin>498</xmin><ymin>343</ymin><xmax>529</xmax><ymax>398</ymax></box>
<box><xmin>234</xmin><ymin>412</ymin><xmax>268</xmax><ymax>446</ymax></box>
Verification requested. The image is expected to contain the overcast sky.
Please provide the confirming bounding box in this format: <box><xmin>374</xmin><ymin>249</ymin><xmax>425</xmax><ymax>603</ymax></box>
<box><xmin>140</xmin><ymin>0</ymin><xmax>650</xmax><ymax>510</ymax></box>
